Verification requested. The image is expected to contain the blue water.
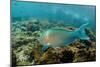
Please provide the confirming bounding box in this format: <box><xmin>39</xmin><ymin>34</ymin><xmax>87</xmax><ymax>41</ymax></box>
<box><xmin>11</xmin><ymin>1</ymin><xmax>96</xmax><ymax>32</ymax></box>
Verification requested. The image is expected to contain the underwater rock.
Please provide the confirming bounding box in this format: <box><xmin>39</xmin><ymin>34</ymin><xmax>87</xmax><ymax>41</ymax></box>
<box><xmin>14</xmin><ymin>44</ymin><xmax>35</xmax><ymax>65</ymax></box>
<box><xmin>26</xmin><ymin>21</ymin><xmax>40</xmax><ymax>32</ymax></box>
<box><xmin>33</xmin><ymin>39</ymin><xmax>96</xmax><ymax>64</ymax></box>
<box><xmin>32</xmin><ymin>19</ymin><xmax>40</xmax><ymax>25</ymax></box>
<box><xmin>85</xmin><ymin>28</ymin><xmax>96</xmax><ymax>42</ymax></box>
<box><xmin>80</xmin><ymin>40</ymin><xmax>92</xmax><ymax>47</ymax></box>
<box><xmin>58</xmin><ymin>47</ymin><xmax>75</xmax><ymax>63</ymax></box>
<box><xmin>87</xmin><ymin>47</ymin><xmax>96</xmax><ymax>61</ymax></box>
<box><xmin>35</xmin><ymin>47</ymin><xmax>76</xmax><ymax>64</ymax></box>
<box><xmin>36</xmin><ymin>48</ymin><xmax>61</xmax><ymax>64</ymax></box>
<box><xmin>12</xmin><ymin>51</ymin><xmax>17</xmax><ymax>66</ymax></box>
<box><xmin>11</xmin><ymin>18</ymin><xmax>96</xmax><ymax>65</ymax></box>
<box><xmin>20</xmin><ymin>26</ymin><xmax>26</xmax><ymax>31</ymax></box>
<box><xmin>73</xmin><ymin>47</ymin><xmax>96</xmax><ymax>62</ymax></box>
<box><xmin>80</xmin><ymin>28</ymin><xmax>96</xmax><ymax>47</ymax></box>
<box><xmin>12</xmin><ymin>36</ymin><xmax>34</xmax><ymax>48</ymax></box>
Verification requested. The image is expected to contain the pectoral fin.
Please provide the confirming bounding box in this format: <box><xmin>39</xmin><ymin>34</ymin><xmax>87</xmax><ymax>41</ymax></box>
<box><xmin>42</xmin><ymin>45</ymin><xmax>50</xmax><ymax>52</ymax></box>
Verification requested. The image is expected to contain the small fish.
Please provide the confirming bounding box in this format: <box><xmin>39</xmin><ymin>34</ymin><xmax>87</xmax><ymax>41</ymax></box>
<box><xmin>39</xmin><ymin>23</ymin><xmax>89</xmax><ymax>51</ymax></box>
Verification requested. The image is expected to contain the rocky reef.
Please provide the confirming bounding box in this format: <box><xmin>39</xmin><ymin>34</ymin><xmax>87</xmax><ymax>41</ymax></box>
<box><xmin>11</xmin><ymin>18</ymin><xmax>96</xmax><ymax>66</ymax></box>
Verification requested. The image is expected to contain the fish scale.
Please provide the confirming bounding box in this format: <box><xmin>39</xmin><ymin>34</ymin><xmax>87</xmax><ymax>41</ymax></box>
<box><xmin>39</xmin><ymin>23</ymin><xmax>89</xmax><ymax>51</ymax></box>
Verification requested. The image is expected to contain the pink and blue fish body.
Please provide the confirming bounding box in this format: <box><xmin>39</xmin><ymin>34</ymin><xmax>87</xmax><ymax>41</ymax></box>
<box><xmin>39</xmin><ymin>23</ymin><xmax>89</xmax><ymax>51</ymax></box>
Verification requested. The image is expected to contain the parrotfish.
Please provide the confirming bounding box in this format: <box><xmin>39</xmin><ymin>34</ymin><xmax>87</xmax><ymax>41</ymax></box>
<box><xmin>39</xmin><ymin>23</ymin><xmax>89</xmax><ymax>51</ymax></box>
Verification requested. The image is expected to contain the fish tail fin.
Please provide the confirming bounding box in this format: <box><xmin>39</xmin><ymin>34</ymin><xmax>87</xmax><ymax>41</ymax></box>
<box><xmin>76</xmin><ymin>23</ymin><xmax>89</xmax><ymax>40</ymax></box>
<box><xmin>79</xmin><ymin>23</ymin><xmax>89</xmax><ymax>30</ymax></box>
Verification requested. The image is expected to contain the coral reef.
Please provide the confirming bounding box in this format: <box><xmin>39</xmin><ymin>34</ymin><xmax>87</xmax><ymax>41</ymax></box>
<box><xmin>11</xmin><ymin>18</ymin><xmax>96</xmax><ymax>66</ymax></box>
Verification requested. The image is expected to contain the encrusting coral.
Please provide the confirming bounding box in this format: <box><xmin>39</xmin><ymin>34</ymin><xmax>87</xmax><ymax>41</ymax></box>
<box><xmin>11</xmin><ymin>18</ymin><xmax>96</xmax><ymax>66</ymax></box>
